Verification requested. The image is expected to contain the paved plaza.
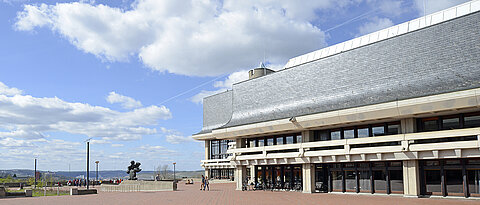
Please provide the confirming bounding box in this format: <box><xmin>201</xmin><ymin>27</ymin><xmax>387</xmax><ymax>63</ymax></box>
<box><xmin>1</xmin><ymin>182</ymin><xmax>480</xmax><ymax>205</ymax></box>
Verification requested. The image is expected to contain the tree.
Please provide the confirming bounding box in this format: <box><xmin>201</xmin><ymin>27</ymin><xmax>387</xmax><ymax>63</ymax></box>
<box><xmin>155</xmin><ymin>165</ymin><xmax>169</xmax><ymax>180</ymax></box>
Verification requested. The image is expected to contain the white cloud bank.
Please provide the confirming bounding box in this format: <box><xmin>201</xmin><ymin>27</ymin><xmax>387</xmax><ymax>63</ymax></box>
<box><xmin>13</xmin><ymin>0</ymin><xmax>341</xmax><ymax>76</ymax></box>
<box><xmin>0</xmin><ymin>82</ymin><xmax>171</xmax><ymax>143</ymax></box>
<box><xmin>106</xmin><ymin>91</ymin><xmax>143</xmax><ymax>109</ymax></box>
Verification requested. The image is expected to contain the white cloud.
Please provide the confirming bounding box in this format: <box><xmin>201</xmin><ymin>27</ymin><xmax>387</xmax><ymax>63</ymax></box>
<box><xmin>357</xmin><ymin>16</ymin><xmax>394</xmax><ymax>36</ymax></box>
<box><xmin>106</xmin><ymin>91</ymin><xmax>143</xmax><ymax>109</ymax></box>
<box><xmin>414</xmin><ymin>0</ymin><xmax>470</xmax><ymax>15</ymax></box>
<box><xmin>0</xmin><ymin>82</ymin><xmax>23</xmax><ymax>96</ymax></box>
<box><xmin>191</xmin><ymin>69</ymin><xmax>249</xmax><ymax>104</ymax></box>
<box><xmin>165</xmin><ymin>134</ymin><xmax>194</xmax><ymax>144</ymax></box>
<box><xmin>0</xmin><ymin>82</ymin><xmax>171</xmax><ymax>143</ymax></box>
<box><xmin>14</xmin><ymin>0</ymin><xmax>339</xmax><ymax>76</ymax></box>
<box><xmin>111</xmin><ymin>143</ymin><xmax>124</xmax><ymax>147</ymax></box>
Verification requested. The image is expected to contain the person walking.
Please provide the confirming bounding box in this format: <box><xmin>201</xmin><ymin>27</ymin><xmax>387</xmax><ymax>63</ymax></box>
<box><xmin>204</xmin><ymin>176</ymin><xmax>209</xmax><ymax>191</ymax></box>
<box><xmin>200</xmin><ymin>175</ymin><xmax>205</xmax><ymax>190</ymax></box>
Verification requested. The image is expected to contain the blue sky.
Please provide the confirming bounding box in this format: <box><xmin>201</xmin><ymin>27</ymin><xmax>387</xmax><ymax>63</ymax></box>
<box><xmin>0</xmin><ymin>0</ymin><xmax>470</xmax><ymax>171</ymax></box>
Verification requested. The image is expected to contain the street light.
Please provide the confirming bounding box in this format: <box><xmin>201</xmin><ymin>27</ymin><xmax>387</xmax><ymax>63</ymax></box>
<box><xmin>173</xmin><ymin>162</ymin><xmax>176</xmax><ymax>183</ymax></box>
<box><xmin>95</xmin><ymin>161</ymin><xmax>99</xmax><ymax>184</ymax></box>
<box><xmin>85</xmin><ymin>138</ymin><xmax>91</xmax><ymax>190</ymax></box>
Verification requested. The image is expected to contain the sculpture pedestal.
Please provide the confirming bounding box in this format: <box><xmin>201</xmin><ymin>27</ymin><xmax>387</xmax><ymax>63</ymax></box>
<box><xmin>100</xmin><ymin>180</ymin><xmax>177</xmax><ymax>192</ymax></box>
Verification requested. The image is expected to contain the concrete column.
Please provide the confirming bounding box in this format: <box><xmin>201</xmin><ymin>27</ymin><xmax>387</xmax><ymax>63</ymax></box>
<box><xmin>302</xmin><ymin>130</ymin><xmax>314</xmax><ymax>142</ymax></box>
<box><xmin>302</xmin><ymin>163</ymin><xmax>315</xmax><ymax>193</ymax></box>
<box><xmin>401</xmin><ymin>118</ymin><xmax>416</xmax><ymax>134</ymax></box>
<box><xmin>235</xmin><ymin>165</ymin><xmax>247</xmax><ymax>190</ymax></box>
<box><xmin>250</xmin><ymin>165</ymin><xmax>256</xmax><ymax>181</ymax></box>
<box><xmin>236</xmin><ymin>138</ymin><xmax>245</xmax><ymax>149</ymax></box>
<box><xmin>205</xmin><ymin>140</ymin><xmax>210</xmax><ymax>160</ymax></box>
<box><xmin>403</xmin><ymin>160</ymin><xmax>421</xmax><ymax>197</ymax></box>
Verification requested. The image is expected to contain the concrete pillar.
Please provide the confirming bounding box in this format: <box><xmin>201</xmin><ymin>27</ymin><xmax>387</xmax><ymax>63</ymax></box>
<box><xmin>302</xmin><ymin>130</ymin><xmax>314</xmax><ymax>142</ymax></box>
<box><xmin>235</xmin><ymin>165</ymin><xmax>247</xmax><ymax>190</ymax></box>
<box><xmin>250</xmin><ymin>165</ymin><xmax>256</xmax><ymax>181</ymax></box>
<box><xmin>302</xmin><ymin>163</ymin><xmax>315</xmax><ymax>193</ymax></box>
<box><xmin>205</xmin><ymin>140</ymin><xmax>210</xmax><ymax>160</ymax></box>
<box><xmin>236</xmin><ymin>138</ymin><xmax>245</xmax><ymax>149</ymax></box>
<box><xmin>401</xmin><ymin>118</ymin><xmax>416</xmax><ymax>134</ymax></box>
<box><xmin>403</xmin><ymin>160</ymin><xmax>421</xmax><ymax>197</ymax></box>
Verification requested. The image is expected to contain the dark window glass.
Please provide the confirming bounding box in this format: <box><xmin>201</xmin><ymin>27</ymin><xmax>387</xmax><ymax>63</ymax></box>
<box><xmin>267</xmin><ymin>138</ymin><xmax>274</xmax><ymax>146</ymax></box>
<box><xmin>296</xmin><ymin>134</ymin><xmax>302</xmax><ymax>143</ymax></box>
<box><xmin>357</xmin><ymin>127</ymin><xmax>369</xmax><ymax>138</ymax></box>
<box><xmin>373</xmin><ymin>162</ymin><xmax>385</xmax><ymax>167</ymax></box>
<box><xmin>422</xmin><ymin>118</ymin><xmax>439</xmax><ymax>131</ymax></box>
<box><xmin>389</xmin><ymin>162</ymin><xmax>402</xmax><ymax>167</ymax></box>
<box><xmin>425</xmin><ymin>160</ymin><xmax>439</xmax><ymax>166</ymax></box>
<box><xmin>468</xmin><ymin>170</ymin><xmax>480</xmax><ymax>195</ymax></box>
<box><xmin>344</xmin><ymin>163</ymin><xmax>355</xmax><ymax>168</ymax></box>
<box><xmin>372</xmin><ymin>125</ymin><xmax>385</xmax><ymax>137</ymax></box>
<box><xmin>359</xmin><ymin>170</ymin><xmax>371</xmax><ymax>192</ymax></box>
<box><xmin>373</xmin><ymin>170</ymin><xmax>387</xmax><ymax>192</ymax></box>
<box><xmin>345</xmin><ymin>171</ymin><xmax>356</xmax><ymax>191</ymax></box>
<box><xmin>331</xmin><ymin>130</ymin><xmax>341</xmax><ymax>140</ymax></box>
<box><xmin>315</xmin><ymin>130</ymin><xmax>330</xmax><ymax>141</ymax></box>
<box><xmin>464</xmin><ymin>114</ymin><xmax>480</xmax><ymax>128</ymax></box>
<box><xmin>343</xmin><ymin>129</ymin><xmax>355</xmax><ymax>139</ymax></box>
<box><xmin>468</xmin><ymin>159</ymin><xmax>480</xmax><ymax>165</ymax></box>
<box><xmin>445</xmin><ymin>160</ymin><xmax>461</xmax><ymax>165</ymax></box>
<box><xmin>442</xmin><ymin>117</ymin><xmax>461</xmax><ymax>130</ymax></box>
<box><xmin>332</xmin><ymin>171</ymin><xmax>343</xmax><ymax>191</ymax></box>
<box><xmin>387</xmin><ymin>122</ymin><xmax>400</xmax><ymax>135</ymax></box>
<box><xmin>425</xmin><ymin>170</ymin><xmax>441</xmax><ymax>194</ymax></box>
<box><xmin>286</xmin><ymin>136</ymin><xmax>294</xmax><ymax>144</ymax></box>
<box><xmin>276</xmin><ymin>137</ymin><xmax>284</xmax><ymax>145</ymax></box>
<box><xmin>390</xmin><ymin>170</ymin><xmax>403</xmax><ymax>193</ymax></box>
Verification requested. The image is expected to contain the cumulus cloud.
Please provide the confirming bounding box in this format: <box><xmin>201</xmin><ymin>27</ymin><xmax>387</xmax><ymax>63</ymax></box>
<box><xmin>13</xmin><ymin>0</ymin><xmax>338</xmax><ymax>76</ymax></box>
<box><xmin>106</xmin><ymin>91</ymin><xmax>143</xmax><ymax>109</ymax></box>
<box><xmin>165</xmin><ymin>135</ymin><xmax>194</xmax><ymax>144</ymax></box>
<box><xmin>191</xmin><ymin>69</ymin><xmax>249</xmax><ymax>104</ymax></box>
<box><xmin>0</xmin><ymin>82</ymin><xmax>23</xmax><ymax>96</ymax></box>
<box><xmin>0</xmin><ymin>82</ymin><xmax>171</xmax><ymax>143</ymax></box>
<box><xmin>357</xmin><ymin>16</ymin><xmax>394</xmax><ymax>36</ymax></box>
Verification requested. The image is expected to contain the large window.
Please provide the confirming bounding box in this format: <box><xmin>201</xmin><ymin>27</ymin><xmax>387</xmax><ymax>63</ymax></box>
<box><xmin>245</xmin><ymin>133</ymin><xmax>302</xmax><ymax>148</ymax></box>
<box><xmin>326</xmin><ymin>161</ymin><xmax>403</xmax><ymax>194</ymax></box>
<box><xmin>420</xmin><ymin>159</ymin><xmax>480</xmax><ymax>197</ymax></box>
<box><xmin>210</xmin><ymin>140</ymin><xmax>233</xmax><ymax>159</ymax></box>
<box><xmin>417</xmin><ymin>111</ymin><xmax>480</xmax><ymax>132</ymax></box>
<box><xmin>313</xmin><ymin>121</ymin><xmax>401</xmax><ymax>142</ymax></box>
<box><xmin>210</xmin><ymin>169</ymin><xmax>234</xmax><ymax>180</ymax></box>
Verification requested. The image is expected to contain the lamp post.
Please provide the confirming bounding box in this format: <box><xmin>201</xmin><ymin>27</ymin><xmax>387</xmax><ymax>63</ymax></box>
<box><xmin>85</xmin><ymin>139</ymin><xmax>91</xmax><ymax>190</ymax></box>
<box><xmin>173</xmin><ymin>162</ymin><xmax>176</xmax><ymax>183</ymax></box>
<box><xmin>34</xmin><ymin>158</ymin><xmax>37</xmax><ymax>189</ymax></box>
<box><xmin>95</xmin><ymin>161</ymin><xmax>99</xmax><ymax>183</ymax></box>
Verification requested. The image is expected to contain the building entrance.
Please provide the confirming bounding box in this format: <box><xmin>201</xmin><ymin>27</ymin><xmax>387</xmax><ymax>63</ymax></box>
<box><xmin>315</xmin><ymin>161</ymin><xmax>403</xmax><ymax>194</ymax></box>
<box><xmin>254</xmin><ymin>165</ymin><xmax>302</xmax><ymax>191</ymax></box>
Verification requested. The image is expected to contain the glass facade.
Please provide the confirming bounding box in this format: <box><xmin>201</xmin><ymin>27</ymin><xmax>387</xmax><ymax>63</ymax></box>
<box><xmin>417</xmin><ymin>111</ymin><xmax>480</xmax><ymax>132</ymax></box>
<box><xmin>210</xmin><ymin>169</ymin><xmax>234</xmax><ymax>180</ymax></box>
<box><xmin>420</xmin><ymin>158</ymin><xmax>480</xmax><ymax>197</ymax></box>
<box><xmin>313</xmin><ymin>121</ymin><xmax>401</xmax><ymax>142</ymax></box>
<box><xmin>254</xmin><ymin>165</ymin><xmax>302</xmax><ymax>191</ymax></box>
<box><xmin>210</xmin><ymin>140</ymin><xmax>233</xmax><ymax>159</ymax></box>
<box><xmin>315</xmin><ymin>161</ymin><xmax>403</xmax><ymax>194</ymax></box>
<box><xmin>245</xmin><ymin>133</ymin><xmax>302</xmax><ymax>148</ymax></box>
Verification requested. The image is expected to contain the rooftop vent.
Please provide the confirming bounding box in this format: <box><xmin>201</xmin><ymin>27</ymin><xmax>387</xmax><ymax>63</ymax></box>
<box><xmin>248</xmin><ymin>62</ymin><xmax>275</xmax><ymax>79</ymax></box>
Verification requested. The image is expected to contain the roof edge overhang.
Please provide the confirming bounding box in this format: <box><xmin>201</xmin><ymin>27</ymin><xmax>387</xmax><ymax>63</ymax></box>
<box><xmin>192</xmin><ymin>88</ymin><xmax>480</xmax><ymax>141</ymax></box>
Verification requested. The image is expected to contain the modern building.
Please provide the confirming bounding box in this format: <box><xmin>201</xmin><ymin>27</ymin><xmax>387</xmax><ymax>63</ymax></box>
<box><xmin>192</xmin><ymin>0</ymin><xmax>480</xmax><ymax>198</ymax></box>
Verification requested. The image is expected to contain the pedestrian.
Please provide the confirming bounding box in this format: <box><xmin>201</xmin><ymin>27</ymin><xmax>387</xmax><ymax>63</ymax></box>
<box><xmin>204</xmin><ymin>176</ymin><xmax>209</xmax><ymax>191</ymax></box>
<box><xmin>200</xmin><ymin>175</ymin><xmax>205</xmax><ymax>190</ymax></box>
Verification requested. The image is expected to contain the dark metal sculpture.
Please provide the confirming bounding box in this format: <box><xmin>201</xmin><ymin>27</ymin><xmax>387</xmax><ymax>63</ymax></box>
<box><xmin>126</xmin><ymin>160</ymin><xmax>142</xmax><ymax>180</ymax></box>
